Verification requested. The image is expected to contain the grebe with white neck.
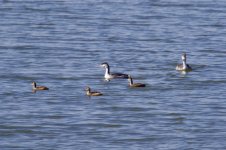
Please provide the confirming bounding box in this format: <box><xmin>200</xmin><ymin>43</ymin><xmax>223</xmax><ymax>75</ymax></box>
<box><xmin>176</xmin><ymin>53</ymin><xmax>192</xmax><ymax>71</ymax></box>
<box><xmin>100</xmin><ymin>62</ymin><xmax>129</xmax><ymax>81</ymax></box>
<box><xmin>32</xmin><ymin>82</ymin><xmax>49</xmax><ymax>91</ymax></box>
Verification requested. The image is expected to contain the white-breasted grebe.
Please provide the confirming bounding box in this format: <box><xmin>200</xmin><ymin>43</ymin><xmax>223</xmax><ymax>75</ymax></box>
<box><xmin>100</xmin><ymin>62</ymin><xmax>129</xmax><ymax>81</ymax></box>
<box><xmin>176</xmin><ymin>53</ymin><xmax>192</xmax><ymax>71</ymax></box>
<box><xmin>128</xmin><ymin>75</ymin><xmax>146</xmax><ymax>87</ymax></box>
<box><xmin>32</xmin><ymin>82</ymin><xmax>49</xmax><ymax>90</ymax></box>
<box><xmin>85</xmin><ymin>87</ymin><xmax>103</xmax><ymax>96</ymax></box>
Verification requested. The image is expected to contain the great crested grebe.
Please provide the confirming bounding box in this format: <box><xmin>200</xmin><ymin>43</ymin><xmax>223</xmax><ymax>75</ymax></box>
<box><xmin>128</xmin><ymin>75</ymin><xmax>146</xmax><ymax>87</ymax></box>
<box><xmin>32</xmin><ymin>82</ymin><xmax>49</xmax><ymax>90</ymax></box>
<box><xmin>176</xmin><ymin>53</ymin><xmax>192</xmax><ymax>71</ymax></box>
<box><xmin>85</xmin><ymin>87</ymin><xmax>103</xmax><ymax>96</ymax></box>
<box><xmin>100</xmin><ymin>62</ymin><xmax>129</xmax><ymax>81</ymax></box>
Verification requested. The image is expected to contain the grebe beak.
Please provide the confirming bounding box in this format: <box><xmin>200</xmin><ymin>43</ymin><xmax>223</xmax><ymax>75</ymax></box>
<box><xmin>100</xmin><ymin>64</ymin><xmax>105</xmax><ymax>68</ymax></box>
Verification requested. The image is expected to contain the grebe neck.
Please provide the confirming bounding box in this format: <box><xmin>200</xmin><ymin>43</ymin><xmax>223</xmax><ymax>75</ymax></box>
<box><xmin>86</xmin><ymin>91</ymin><xmax>90</xmax><ymax>95</ymax></box>
<box><xmin>86</xmin><ymin>88</ymin><xmax>91</xmax><ymax>95</ymax></box>
<box><xmin>32</xmin><ymin>83</ymin><xmax>37</xmax><ymax>89</ymax></box>
<box><xmin>182</xmin><ymin>59</ymin><xmax>187</xmax><ymax>69</ymax></box>
<box><xmin>105</xmin><ymin>66</ymin><xmax>110</xmax><ymax>76</ymax></box>
<box><xmin>128</xmin><ymin>77</ymin><xmax>133</xmax><ymax>85</ymax></box>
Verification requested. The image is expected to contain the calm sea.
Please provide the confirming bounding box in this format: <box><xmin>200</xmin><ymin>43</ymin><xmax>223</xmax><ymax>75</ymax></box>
<box><xmin>1</xmin><ymin>0</ymin><xmax>226</xmax><ymax>149</ymax></box>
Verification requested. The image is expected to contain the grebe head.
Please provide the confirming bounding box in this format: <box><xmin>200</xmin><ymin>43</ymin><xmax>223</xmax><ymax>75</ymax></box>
<box><xmin>181</xmin><ymin>53</ymin><xmax>186</xmax><ymax>61</ymax></box>
<box><xmin>100</xmin><ymin>62</ymin><xmax>109</xmax><ymax>69</ymax></box>
<box><xmin>31</xmin><ymin>82</ymin><xmax>36</xmax><ymax>87</ymax></box>
<box><xmin>85</xmin><ymin>87</ymin><xmax>91</xmax><ymax>92</ymax></box>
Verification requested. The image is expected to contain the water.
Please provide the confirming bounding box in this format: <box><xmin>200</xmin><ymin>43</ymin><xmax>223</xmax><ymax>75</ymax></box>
<box><xmin>1</xmin><ymin>0</ymin><xmax>226</xmax><ymax>149</ymax></box>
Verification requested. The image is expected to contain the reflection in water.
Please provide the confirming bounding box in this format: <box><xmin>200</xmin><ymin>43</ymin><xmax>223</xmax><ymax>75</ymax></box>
<box><xmin>180</xmin><ymin>70</ymin><xmax>187</xmax><ymax>76</ymax></box>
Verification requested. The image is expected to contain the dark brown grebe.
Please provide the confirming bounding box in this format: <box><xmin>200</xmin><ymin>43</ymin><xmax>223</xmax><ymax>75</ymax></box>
<box><xmin>128</xmin><ymin>75</ymin><xmax>146</xmax><ymax>87</ymax></box>
<box><xmin>85</xmin><ymin>87</ymin><xmax>103</xmax><ymax>96</ymax></box>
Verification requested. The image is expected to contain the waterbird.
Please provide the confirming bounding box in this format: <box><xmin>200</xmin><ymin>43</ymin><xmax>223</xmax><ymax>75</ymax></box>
<box><xmin>85</xmin><ymin>87</ymin><xmax>103</xmax><ymax>96</ymax></box>
<box><xmin>128</xmin><ymin>75</ymin><xmax>146</xmax><ymax>87</ymax></box>
<box><xmin>176</xmin><ymin>53</ymin><xmax>192</xmax><ymax>71</ymax></box>
<box><xmin>32</xmin><ymin>82</ymin><xmax>49</xmax><ymax>91</ymax></box>
<box><xmin>100</xmin><ymin>62</ymin><xmax>129</xmax><ymax>81</ymax></box>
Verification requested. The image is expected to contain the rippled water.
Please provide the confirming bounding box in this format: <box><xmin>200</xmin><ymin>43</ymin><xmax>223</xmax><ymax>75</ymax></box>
<box><xmin>1</xmin><ymin>0</ymin><xmax>226</xmax><ymax>149</ymax></box>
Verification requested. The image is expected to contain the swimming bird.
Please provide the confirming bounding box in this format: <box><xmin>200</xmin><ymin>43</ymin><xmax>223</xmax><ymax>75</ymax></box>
<box><xmin>128</xmin><ymin>75</ymin><xmax>146</xmax><ymax>87</ymax></box>
<box><xmin>100</xmin><ymin>62</ymin><xmax>129</xmax><ymax>81</ymax></box>
<box><xmin>32</xmin><ymin>82</ymin><xmax>49</xmax><ymax>91</ymax></box>
<box><xmin>176</xmin><ymin>53</ymin><xmax>192</xmax><ymax>71</ymax></box>
<box><xmin>85</xmin><ymin>87</ymin><xmax>103</xmax><ymax>96</ymax></box>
